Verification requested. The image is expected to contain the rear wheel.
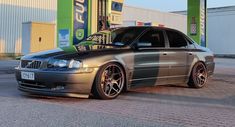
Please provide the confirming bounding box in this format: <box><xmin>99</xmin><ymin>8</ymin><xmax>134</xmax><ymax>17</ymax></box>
<box><xmin>93</xmin><ymin>63</ymin><xmax>125</xmax><ymax>100</ymax></box>
<box><xmin>188</xmin><ymin>62</ymin><xmax>208</xmax><ymax>88</ymax></box>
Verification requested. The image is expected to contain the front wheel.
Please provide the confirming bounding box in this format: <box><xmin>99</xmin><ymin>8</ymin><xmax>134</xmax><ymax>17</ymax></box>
<box><xmin>188</xmin><ymin>62</ymin><xmax>208</xmax><ymax>88</ymax></box>
<box><xmin>93</xmin><ymin>63</ymin><xmax>125</xmax><ymax>100</ymax></box>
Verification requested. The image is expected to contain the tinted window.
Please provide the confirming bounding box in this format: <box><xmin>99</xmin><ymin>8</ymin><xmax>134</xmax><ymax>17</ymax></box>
<box><xmin>137</xmin><ymin>29</ymin><xmax>165</xmax><ymax>48</ymax></box>
<box><xmin>112</xmin><ymin>27</ymin><xmax>146</xmax><ymax>45</ymax></box>
<box><xmin>166</xmin><ymin>30</ymin><xmax>187</xmax><ymax>48</ymax></box>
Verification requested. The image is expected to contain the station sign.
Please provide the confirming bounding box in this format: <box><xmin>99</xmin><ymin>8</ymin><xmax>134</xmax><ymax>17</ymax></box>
<box><xmin>188</xmin><ymin>0</ymin><xmax>207</xmax><ymax>47</ymax></box>
<box><xmin>73</xmin><ymin>0</ymin><xmax>89</xmax><ymax>45</ymax></box>
<box><xmin>200</xmin><ymin>0</ymin><xmax>206</xmax><ymax>47</ymax></box>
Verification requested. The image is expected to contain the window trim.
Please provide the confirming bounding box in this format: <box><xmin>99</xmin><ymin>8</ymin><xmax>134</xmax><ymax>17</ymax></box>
<box><xmin>185</xmin><ymin>36</ymin><xmax>197</xmax><ymax>49</ymax></box>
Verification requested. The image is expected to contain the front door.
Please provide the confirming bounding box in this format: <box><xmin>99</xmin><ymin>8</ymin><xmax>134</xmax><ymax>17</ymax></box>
<box><xmin>131</xmin><ymin>29</ymin><xmax>169</xmax><ymax>86</ymax></box>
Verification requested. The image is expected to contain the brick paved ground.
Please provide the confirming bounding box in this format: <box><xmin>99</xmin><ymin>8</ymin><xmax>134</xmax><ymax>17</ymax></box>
<box><xmin>0</xmin><ymin>58</ymin><xmax>235</xmax><ymax>127</ymax></box>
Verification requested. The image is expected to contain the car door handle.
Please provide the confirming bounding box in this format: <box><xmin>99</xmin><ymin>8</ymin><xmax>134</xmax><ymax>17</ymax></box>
<box><xmin>189</xmin><ymin>52</ymin><xmax>193</xmax><ymax>55</ymax></box>
<box><xmin>163</xmin><ymin>52</ymin><xmax>167</xmax><ymax>56</ymax></box>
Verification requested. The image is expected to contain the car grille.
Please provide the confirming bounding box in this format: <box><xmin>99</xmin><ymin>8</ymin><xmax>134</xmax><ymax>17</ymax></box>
<box><xmin>20</xmin><ymin>81</ymin><xmax>47</xmax><ymax>89</ymax></box>
<box><xmin>21</xmin><ymin>60</ymin><xmax>42</xmax><ymax>69</ymax></box>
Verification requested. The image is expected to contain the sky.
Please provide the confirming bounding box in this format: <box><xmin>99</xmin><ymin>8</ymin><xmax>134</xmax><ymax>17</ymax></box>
<box><xmin>125</xmin><ymin>0</ymin><xmax>235</xmax><ymax>12</ymax></box>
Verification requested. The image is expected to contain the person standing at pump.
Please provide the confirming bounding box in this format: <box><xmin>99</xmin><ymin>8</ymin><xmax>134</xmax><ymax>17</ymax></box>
<box><xmin>106</xmin><ymin>16</ymin><xmax>111</xmax><ymax>30</ymax></box>
<box><xmin>98</xmin><ymin>16</ymin><xmax>104</xmax><ymax>31</ymax></box>
<box><xmin>99</xmin><ymin>16</ymin><xmax>111</xmax><ymax>31</ymax></box>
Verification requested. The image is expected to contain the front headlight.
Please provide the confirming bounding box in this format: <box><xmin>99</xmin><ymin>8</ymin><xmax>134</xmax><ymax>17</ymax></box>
<box><xmin>55</xmin><ymin>60</ymin><xmax>68</xmax><ymax>68</ymax></box>
<box><xmin>68</xmin><ymin>59</ymin><xmax>82</xmax><ymax>69</ymax></box>
<box><xmin>48</xmin><ymin>59</ymin><xmax>82</xmax><ymax>69</ymax></box>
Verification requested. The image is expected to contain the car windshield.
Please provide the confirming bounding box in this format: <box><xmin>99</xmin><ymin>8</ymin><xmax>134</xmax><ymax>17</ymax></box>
<box><xmin>84</xmin><ymin>27</ymin><xmax>146</xmax><ymax>47</ymax></box>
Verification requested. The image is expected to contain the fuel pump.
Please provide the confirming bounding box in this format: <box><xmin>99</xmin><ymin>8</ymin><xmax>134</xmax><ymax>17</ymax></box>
<box><xmin>57</xmin><ymin>0</ymin><xmax>124</xmax><ymax>51</ymax></box>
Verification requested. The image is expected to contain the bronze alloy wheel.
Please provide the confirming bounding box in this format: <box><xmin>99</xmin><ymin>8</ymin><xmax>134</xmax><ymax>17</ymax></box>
<box><xmin>94</xmin><ymin>63</ymin><xmax>125</xmax><ymax>99</ymax></box>
<box><xmin>188</xmin><ymin>62</ymin><xmax>208</xmax><ymax>88</ymax></box>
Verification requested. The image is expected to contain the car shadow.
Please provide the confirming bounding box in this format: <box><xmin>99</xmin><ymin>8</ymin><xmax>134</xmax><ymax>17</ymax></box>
<box><xmin>121</xmin><ymin>85</ymin><xmax>235</xmax><ymax>108</ymax></box>
<box><xmin>160</xmin><ymin>84</ymin><xmax>189</xmax><ymax>88</ymax></box>
<box><xmin>20</xmin><ymin>93</ymin><xmax>90</xmax><ymax>104</ymax></box>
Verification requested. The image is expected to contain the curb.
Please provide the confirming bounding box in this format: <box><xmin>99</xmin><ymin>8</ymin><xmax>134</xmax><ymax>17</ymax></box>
<box><xmin>215</xmin><ymin>55</ymin><xmax>235</xmax><ymax>59</ymax></box>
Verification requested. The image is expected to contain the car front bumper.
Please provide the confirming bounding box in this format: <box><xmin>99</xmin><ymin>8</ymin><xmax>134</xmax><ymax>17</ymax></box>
<box><xmin>15</xmin><ymin>68</ymin><xmax>98</xmax><ymax>98</ymax></box>
<box><xmin>206</xmin><ymin>62</ymin><xmax>215</xmax><ymax>76</ymax></box>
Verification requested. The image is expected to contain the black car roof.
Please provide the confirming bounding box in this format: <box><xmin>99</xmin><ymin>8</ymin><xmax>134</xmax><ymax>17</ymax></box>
<box><xmin>125</xmin><ymin>26</ymin><xmax>179</xmax><ymax>31</ymax></box>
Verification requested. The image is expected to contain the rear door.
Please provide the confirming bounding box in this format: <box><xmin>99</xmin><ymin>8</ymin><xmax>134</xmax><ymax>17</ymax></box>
<box><xmin>131</xmin><ymin>28</ymin><xmax>169</xmax><ymax>86</ymax></box>
<box><xmin>165</xmin><ymin>30</ymin><xmax>189</xmax><ymax>84</ymax></box>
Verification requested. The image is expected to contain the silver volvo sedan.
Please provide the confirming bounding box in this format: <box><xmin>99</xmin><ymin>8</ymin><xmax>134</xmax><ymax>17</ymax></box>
<box><xmin>15</xmin><ymin>27</ymin><xmax>215</xmax><ymax>100</ymax></box>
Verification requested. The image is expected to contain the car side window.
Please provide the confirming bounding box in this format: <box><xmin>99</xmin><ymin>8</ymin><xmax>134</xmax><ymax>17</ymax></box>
<box><xmin>166</xmin><ymin>30</ymin><xmax>188</xmax><ymax>48</ymax></box>
<box><xmin>136</xmin><ymin>29</ymin><xmax>165</xmax><ymax>48</ymax></box>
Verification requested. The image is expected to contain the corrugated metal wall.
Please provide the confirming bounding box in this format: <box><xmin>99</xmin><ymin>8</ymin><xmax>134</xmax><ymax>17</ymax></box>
<box><xmin>208</xmin><ymin>7</ymin><xmax>235</xmax><ymax>54</ymax></box>
<box><xmin>0</xmin><ymin>0</ymin><xmax>57</xmax><ymax>54</ymax></box>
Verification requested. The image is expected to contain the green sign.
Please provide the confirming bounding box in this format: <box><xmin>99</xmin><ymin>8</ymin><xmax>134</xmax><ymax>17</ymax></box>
<box><xmin>188</xmin><ymin>0</ymin><xmax>207</xmax><ymax>47</ymax></box>
<box><xmin>57</xmin><ymin>0</ymin><xmax>92</xmax><ymax>51</ymax></box>
<box><xmin>73</xmin><ymin>0</ymin><xmax>89</xmax><ymax>45</ymax></box>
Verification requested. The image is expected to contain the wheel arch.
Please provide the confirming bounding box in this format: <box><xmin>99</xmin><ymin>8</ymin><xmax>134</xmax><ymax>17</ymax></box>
<box><xmin>91</xmin><ymin>60</ymin><xmax>130</xmax><ymax>95</ymax></box>
<box><xmin>188</xmin><ymin>60</ymin><xmax>207</xmax><ymax>78</ymax></box>
<box><xmin>187</xmin><ymin>60</ymin><xmax>208</xmax><ymax>88</ymax></box>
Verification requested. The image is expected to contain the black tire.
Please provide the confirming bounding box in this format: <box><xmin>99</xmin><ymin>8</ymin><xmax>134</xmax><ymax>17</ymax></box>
<box><xmin>188</xmin><ymin>62</ymin><xmax>208</xmax><ymax>88</ymax></box>
<box><xmin>93</xmin><ymin>63</ymin><xmax>125</xmax><ymax>100</ymax></box>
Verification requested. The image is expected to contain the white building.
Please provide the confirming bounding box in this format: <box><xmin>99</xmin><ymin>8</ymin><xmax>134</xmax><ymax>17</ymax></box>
<box><xmin>0</xmin><ymin>0</ymin><xmax>234</xmax><ymax>56</ymax></box>
<box><xmin>122</xmin><ymin>6</ymin><xmax>187</xmax><ymax>34</ymax></box>
<box><xmin>207</xmin><ymin>6</ymin><xmax>235</xmax><ymax>55</ymax></box>
<box><xmin>175</xmin><ymin>6</ymin><xmax>235</xmax><ymax>55</ymax></box>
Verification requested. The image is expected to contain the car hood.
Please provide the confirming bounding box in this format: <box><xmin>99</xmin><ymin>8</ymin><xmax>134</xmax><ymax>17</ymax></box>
<box><xmin>21</xmin><ymin>48</ymin><xmax>65</xmax><ymax>59</ymax></box>
<box><xmin>21</xmin><ymin>46</ymin><xmax>128</xmax><ymax>61</ymax></box>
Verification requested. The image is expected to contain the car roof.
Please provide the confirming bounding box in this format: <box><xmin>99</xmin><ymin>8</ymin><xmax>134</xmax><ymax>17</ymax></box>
<box><xmin>124</xmin><ymin>26</ymin><xmax>179</xmax><ymax>31</ymax></box>
<box><xmin>99</xmin><ymin>26</ymin><xmax>183</xmax><ymax>35</ymax></box>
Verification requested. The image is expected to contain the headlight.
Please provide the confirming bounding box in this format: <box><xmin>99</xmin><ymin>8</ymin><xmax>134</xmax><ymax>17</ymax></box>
<box><xmin>55</xmin><ymin>60</ymin><xmax>68</xmax><ymax>68</ymax></box>
<box><xmin>48</xmin><ymin>59</ymin><xmax>82</xmax><ymax>69</ymax></box>
<box><xmin>68</xmin><ymin>60</ymin><xmax>82</xmax><ymax>69</ymax></box>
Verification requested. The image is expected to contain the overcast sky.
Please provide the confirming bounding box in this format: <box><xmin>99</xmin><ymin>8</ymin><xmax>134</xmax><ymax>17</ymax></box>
<box><xmin>125</xmin><ymin>0</ymin><xmax>235</xmax><ymax>12</ymax></box>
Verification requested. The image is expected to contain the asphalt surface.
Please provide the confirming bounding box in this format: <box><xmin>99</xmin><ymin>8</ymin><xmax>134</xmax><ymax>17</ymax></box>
<box><xmin>0</xmin><ymin>58</ymin><xmax>235</xmax><ymax>127</ymax></box>
<box><xmin>0</xmin><ymin>60</ymin><xmax>19</xmax><ymax>74</ymax></box>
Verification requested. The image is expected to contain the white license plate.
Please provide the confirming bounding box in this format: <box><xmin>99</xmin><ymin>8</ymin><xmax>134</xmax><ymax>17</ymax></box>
<box><xmin>21</xmin><ymin>72</ymin><xmax>35</xmax><ymax>81</ymax></box>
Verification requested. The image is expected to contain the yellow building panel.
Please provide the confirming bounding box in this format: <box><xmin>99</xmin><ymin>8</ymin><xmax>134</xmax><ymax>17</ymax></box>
<box><xmin>30</xmin><ymin>22</ymin><xmax>56</xmax><ymax>53</ymax></box>
<box><xmin>91</xmin><ymin>0</ymin><xmax>98</xmax><ymax>34</ymax></box>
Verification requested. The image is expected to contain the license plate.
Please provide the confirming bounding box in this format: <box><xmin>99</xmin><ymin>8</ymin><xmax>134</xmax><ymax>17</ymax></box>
<box><xmin>21</xmin><ymin>72</ymin><xmax>35</xmax><ymax>81</ymax></box>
